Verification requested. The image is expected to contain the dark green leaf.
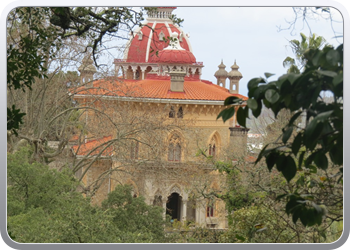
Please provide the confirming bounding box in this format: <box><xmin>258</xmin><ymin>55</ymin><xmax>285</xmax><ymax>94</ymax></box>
<box><xmin>288</xmin><ymin>111</ymin><xmax>302</xmax><ymax>126</ymax></box>
<box><xmin>300</xmin><ymin>209</ymin><xmax>308</xmax><ymax>227</ymax></box>
<box><xmin>292</xmin><ymin>205</ymin><xmax>302</xmax><ymax>224</ymax></box>
<box><xmin>332</xmin><ymin>72</ymin><xmax>343</xmax><ymax>86</ymax></box>
<box><xmin>314</xmin><ymin>152</ymin><xmax>328</xmax><ymax>170</ymax></box>
<box><xmin>276</xmin><ymin>193</ymin><xmax>287</xmax><ymax>201</ymax></box>
<box><xmin>247</xmin><ymin>99</ymin><xmax>258</xmax><ymax>110</ymax></box>
<box><xmin>247</xmin><ymin>77</ymin><xmax>265</xmax><ymax>90</ymax></box>
<box><xmin>326</xmin><ymin>49</ymin><xmax>340</xmax><ymax>66</ymax></box>
<box><xmin>236</xmin><ymin>106</ymin><xmax>247</xmax><ymax>127</ymax></box>
<box><xmin>317</xmin><ymin>70</ymin><xmax>337</xmax><ymax>78</ymax></box>
<box><xmin>264</xmin><ymin>72</ymin><xmax>275</xmax><ymax>79</ymax></box>
<box><xmin>265</xmin><ymin>89</ymin><xmax>280</xmax><ymax>104</ymax></box>
<box><xmin>255</xmin><ymin>144</ymin><xmax>270</xmax><ymax>164</ymax></box>
<box><xmin>217</xmin><ymin>106</ymin><xmax>235</xmax><ymax>122</ymax></box>
<box><xmin>298</xmin><ymin>151</ymin><xmax>305</xmax><ymax>168</ymax></box>
<box><xmin>292</xmin><ymin>133</ymin><xmax>302</xmax><ymax>156</ymax></box>
<box><xmin>266</xmin><ymin>152</ymin><xmax>276</xmax><ymax>171</ymax></box>
<box><xmin>282</xmin><ymin>126</ymin><xmax>293</xmax><ymax>144</ymax></box>
<box><xmin>282</xmin><ymin>156</ymin><xmax>297</xmax><ymax>182</ymax></box>
<box><xmin>224</xmin><ymin>96</ymin><xmax>240</xmax><ymax>106</ymax></box>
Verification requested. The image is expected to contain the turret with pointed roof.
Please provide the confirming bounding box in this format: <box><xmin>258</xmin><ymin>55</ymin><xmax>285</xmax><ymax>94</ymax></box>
<box><xmin>214</xmin><ymin>60</ymin><xmax>228</xmax><ymax>88</ymax></box>
<box><xmin>227</xmin><ymin>60</ymin><xmax>242</xmax><ymax>94</ymax></box>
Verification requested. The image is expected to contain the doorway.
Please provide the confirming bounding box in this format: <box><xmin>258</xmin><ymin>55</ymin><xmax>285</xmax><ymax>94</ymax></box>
<box><xmin>166</xmin><ymin>192</ymin><xmax>181</xmax><ymax>221</ymax></box>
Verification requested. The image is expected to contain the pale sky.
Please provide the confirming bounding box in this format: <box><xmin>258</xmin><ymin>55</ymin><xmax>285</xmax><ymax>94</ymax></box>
<box><xmin>173</xmin><ymin>7</ymin><xmax>344</xmax><ymax>97</ymax></box>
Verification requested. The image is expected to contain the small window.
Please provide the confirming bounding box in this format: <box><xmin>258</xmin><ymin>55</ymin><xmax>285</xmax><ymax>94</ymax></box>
<box><xmin>138</xmin><ymin>31</ymin><xmax>143</xmax><ymax>40</ymax></box>
<box><xmin>177</xmin><ymin>107</ymin><xmax>183</xmax><ymax>118</ymax></box>
<box><xmin>209</xmin><ymin>144</ymin><xmax>216</xmax><ymax>157</ymax></box>
<box><xmin>169</xmin><ymin>106</ymin><xmax>175</xmax><ymax>118</ymax></box>
<box><xmin>206</xmin><ymin>204</ymin><xmax>214</xmax><ymax>217</ymax></box>
<box><xmin>168</xmin><ymin>143</ymin><xmax>181</xmax><ymax>162</ymax></box>
<box><xmin>168</xmin><ymin>135</ymin><xmax>181</xmax><ymax>162</ymax></box>
<box><xmin>159</xmin><ymin>31</ymin><xmax>165</xmax><ymax>41</ymax></box>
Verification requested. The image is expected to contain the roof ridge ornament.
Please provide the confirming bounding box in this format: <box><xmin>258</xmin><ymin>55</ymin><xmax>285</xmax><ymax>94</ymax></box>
<box><xmin>164</xmin><ymin>32</ymin><xmax>185</xmax><ymax>50</ymax></box>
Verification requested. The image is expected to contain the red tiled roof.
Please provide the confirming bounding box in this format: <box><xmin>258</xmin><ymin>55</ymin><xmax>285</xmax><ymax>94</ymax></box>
<box><xmin>71</xmin><ymin>135</ymin><xmax>113</xmax><ymax>157</ymax></box>
<box><xmin>151</xmin><ymin>49</ymin><xmax>196</xmax><ymax>64</ymax></box>
<box><xmin>72</xmin><ymin>78</ymin><xmax>248</xmax><ymax>101</ymax></box>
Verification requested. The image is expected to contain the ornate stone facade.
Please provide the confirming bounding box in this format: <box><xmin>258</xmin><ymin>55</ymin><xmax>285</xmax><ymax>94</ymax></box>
<box><xmin>72</xmin><ymin>7</ymin><xmax>248</xmax><ymax>230</ymax></box>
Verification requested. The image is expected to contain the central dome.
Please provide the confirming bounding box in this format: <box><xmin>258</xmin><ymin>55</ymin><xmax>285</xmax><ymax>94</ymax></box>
<box><xmin>124</xmin><ymin>8</ymin><xmax>193</xmax><ymax>63</ymax></box>
<box><xmin>152</xmin><ymin>49</ymin><xmax>196</xmax><ymax>64</ymax></box>
<box><xmin>151</xmin><ymin>32</ymin><xmax>196</xmax><ymax>64</ymax></box>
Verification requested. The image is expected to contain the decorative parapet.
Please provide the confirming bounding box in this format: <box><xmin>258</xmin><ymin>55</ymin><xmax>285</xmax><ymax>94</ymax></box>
<box><xmin>192</xmin><ymin>62</ymin><xmax>204</xmax><ymax>66</ymax></box>
<box><xmin>229</xmin><ymin>126</ymin><xmax>250</xmax><ymax>136</ymax></box>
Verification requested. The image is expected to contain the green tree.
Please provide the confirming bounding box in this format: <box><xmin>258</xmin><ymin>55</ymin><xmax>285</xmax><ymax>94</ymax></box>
<box><xmin>101</xmin><ymin>185</ymin><xmax>166</xmax><ymax>243</ymax></box>
<box><xmin>217</xmin><ymin>44</ymin><xmax>343</xmax><ymax>228</ymax></box>
<box><xmin>7</xmin><ymin>147</ymin><xmax>166</xmax><ymax>243</ymax></box>
<box><xmin>7</xmin><ymin>7</ymin><xmax>150</xmax><ymax>135</ymax></box>
<box><xmin>283</xmin><ymin>33</ymin><xmax>327</xmax><ymax>73</ymax></box>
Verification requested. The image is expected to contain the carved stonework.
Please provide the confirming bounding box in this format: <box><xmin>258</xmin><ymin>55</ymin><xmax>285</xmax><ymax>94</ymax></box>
<box><xmin>169</xmin><ymin>184</ymin><xmax>182</xmax><ymax>196</ymax></box>
<box><xmin>229</xmin><ymin>126</ymin><xmax>250</xmax><ymax>136</ymax></box>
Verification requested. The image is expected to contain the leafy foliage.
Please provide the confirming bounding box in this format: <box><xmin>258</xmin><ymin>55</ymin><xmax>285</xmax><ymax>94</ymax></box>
<box><xmin>7</xmin><ymin>147</ymin><xmax>166</xmax><ymax>243</ymax></box>
<box><xmin>217</xmin><ymin>44</ymin><xmax>343</xmax><ymax>228</ymax></box>
<box><xmin>283</xmin><ymin>33</ymin><xmax>327</xmax><ymax>73</ymax></box>
<box><xmin>7</xmin><ymin>7</ymin><xmax>149</xmax><ymax>135</ymax></box>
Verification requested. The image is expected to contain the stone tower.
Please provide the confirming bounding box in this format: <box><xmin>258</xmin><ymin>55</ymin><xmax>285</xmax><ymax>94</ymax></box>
<box><xmin>227</xmin><ymin>60</ymin><xmax>242</xmax><ymax>94</ymax></box>
<box><xmin>78</xmin><ymin>55</ymin><xmax>96</xmax><ymax>87</ymax></box>
<box><xmin>214</xmin><ymin>60</ymin><xmax>228</xmax><ymax>88</ymax></box>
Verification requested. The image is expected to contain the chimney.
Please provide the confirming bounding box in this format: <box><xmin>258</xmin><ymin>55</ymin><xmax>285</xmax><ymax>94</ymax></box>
<box><xmin>169</xmin><ymin>68</ymin><xmax>186</xmax><ymax>92</ymax></box>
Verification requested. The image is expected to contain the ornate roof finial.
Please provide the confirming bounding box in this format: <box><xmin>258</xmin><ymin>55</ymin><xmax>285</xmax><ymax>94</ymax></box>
<box><xmin>164</xmin><ymin>32</ymin><xmax>185</xmax><ymax>50</ymax></box>
<box><xmin>215</xmin><ymin>60</ymin><xmax>228</xmax><ymax>77</ymax></box>
<box><xmin>228</xmin><ymin>60</ymin><xmax>242</xmax><ymax>77</ymax></box>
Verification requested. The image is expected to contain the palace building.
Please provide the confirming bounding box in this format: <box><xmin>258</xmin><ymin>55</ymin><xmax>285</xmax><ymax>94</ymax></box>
<box><xmin>71</xmin><ymin>7</ymin><xmax>249</xmax><ymax>229</ymax></box>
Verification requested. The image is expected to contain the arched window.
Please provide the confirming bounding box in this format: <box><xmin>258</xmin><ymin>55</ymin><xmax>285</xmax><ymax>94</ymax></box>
<box><xmin>138</xmin><ymin>31</ymin><xmax>143</xmax><ymax>40</ymax></box>
<box><xmin>169</xmin><ymin>106</ymin><xmax>175</xmax><ymax>118</ymax></box>
<box><xmin>209</xmin><ymin>144</ymin><xmax>216</xmax><ymax>157</ymax></box>
<box><xmin>206</xmin><ymin>200</ymin><xmax>215</xmax><ymax>217</ymax></box>
<box><xmin>168</xmin><ymin>134</ymin><xmax>181</xmax><ymax>162</ymax></box>
<box><xmin>177</xmin><ymin>107</ymin><xmax>183</xmax><ymax>118</ymax></box>
<box><xmin>159</xmin><ymin>31</ymin><xmax>165</xmax><ymax>41</ymax></box>
<box><xmin>208</xmin><ymin>133</ymin><xmax>220</xmax><ymax>157</ymax></box>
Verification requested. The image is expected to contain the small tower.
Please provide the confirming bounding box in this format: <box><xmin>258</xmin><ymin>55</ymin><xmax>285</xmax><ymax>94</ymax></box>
<box><xmin>214</xmin><ymin>60</ymin><xmax>228</xmax><ymax>88</ymax></box>
<box><xmin>78</xmin><ymin>55</ymin><xmax>96</xmax><ymax>87</ymax></box>
<box><xmin>227</xmin><ymin>60</ymin><xmax>242</xmax><ymax>94</ymax></box>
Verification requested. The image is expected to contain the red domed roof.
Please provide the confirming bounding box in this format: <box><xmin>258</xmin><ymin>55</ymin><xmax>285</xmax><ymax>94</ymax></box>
<box><xmin>125</xmin><ymin>20</ymin><xmax>192</xmax><ymax>63</ymax></box>
<box><xmin>152</xmin><ymin>49</ymin><xmax>196</xmax><ymax>64</ymax></box>
<box><xmin>150</xmin><ymin>31</ymin><xmax>196</xmax><ymax>64</ymax></box>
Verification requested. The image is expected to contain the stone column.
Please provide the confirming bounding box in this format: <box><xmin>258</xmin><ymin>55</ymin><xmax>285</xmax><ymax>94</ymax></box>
<box><xmin>182</xmin><ymin>199</ymin><xmax>187</xmax><ymax>222</ymax></box>
<box><xmin>131</xmin><ymin>66</ymin><xmax>138</xmax><ymax>79</ymax></box>
<box><xmin>162</xmin><ymin>201</ymin><xmax>167</xmax><ymax>220</ymax></box>
<box><xmin>197</xmin><ymin>199</ymin><xmax>206</xmax><ymax>227</ymax></box>
<box><xmin>121</xmin><ymin>66</ymin><xmax>127</xmax><ymax>79</ymax></box>
<box><xmin>140</xmin><ymin>66</ymin><xmax>148</xmax><ymax>80</ymax></box>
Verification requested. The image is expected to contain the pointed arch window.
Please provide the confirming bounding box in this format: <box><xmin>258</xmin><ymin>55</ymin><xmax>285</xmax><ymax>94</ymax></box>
<box><xmin>177</xmin><ymin>107</ymin><xmax>183</xmax><ymax>118</ymax></box>
<box><xmin>169</xmin><ymin>106</ymin><xmax>184</xmax><ymax>118</ymax></box>
<box><xmin>169</xmin><ymin>106</ymin><xmax>175</xmax><ymax>118</ymax></box>
<box><xmin>168</xmin><ymin>134</ymin><xmax>181</xmax><ymax>162</ymax></box>
<box><xmin>209</xmin><ymin>134</ymin><xmax>219</xmax><ymax>157</ymax></box>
